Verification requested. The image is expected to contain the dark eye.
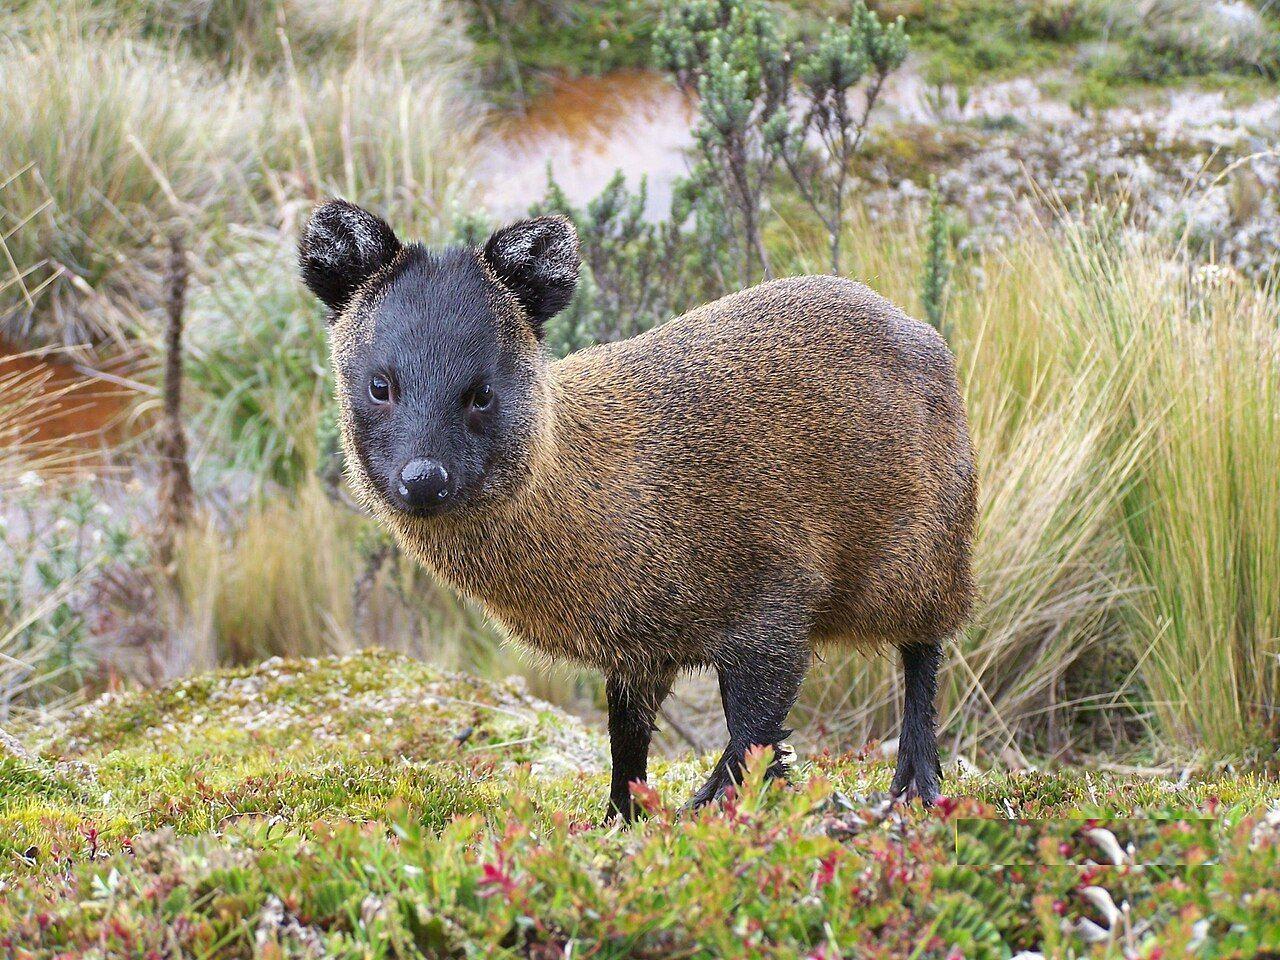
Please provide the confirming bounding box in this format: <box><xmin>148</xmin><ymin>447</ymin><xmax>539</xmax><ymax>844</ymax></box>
<box><xmin>468</xmin><ymin>383</ymin><xmax>494</xmax><ymax>411</ymax></box>
<box><xmin>369</xmin><ymin>374</ymin><xmax>391</xmax><ymax>404</ymax></box>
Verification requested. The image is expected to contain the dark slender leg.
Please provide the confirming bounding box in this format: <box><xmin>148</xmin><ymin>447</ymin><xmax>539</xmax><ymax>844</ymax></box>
<box><xmin>891</xmin><ymin>640</ymin><xmax>943</xmax><ymax>805</ymax></box>
<box><xmin>606</xmin><ymin>666</ymin><xmax>676</xmax><ymax>822</ymax></box>
<box><xmin>689</xmin><ymin>637</ymin><xmax>810</xmax><ymax>808</ymax></box>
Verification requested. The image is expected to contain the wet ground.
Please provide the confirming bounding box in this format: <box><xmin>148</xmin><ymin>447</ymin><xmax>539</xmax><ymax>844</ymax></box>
<box><xmin>476</xmin><ymin>69</ymin><xmax>695</xmax><ymax>220</ymax></box>
<box><xmin>0</xmin><ymin>340</ymin><xmax>148</xmax><ymax>454</ymax></box>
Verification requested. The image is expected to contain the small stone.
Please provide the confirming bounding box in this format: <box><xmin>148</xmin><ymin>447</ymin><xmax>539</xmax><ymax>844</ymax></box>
<box><xmin>0</xmin><ymin>729</ymin><xmax>33</xmax><ymax>761</ymax></box>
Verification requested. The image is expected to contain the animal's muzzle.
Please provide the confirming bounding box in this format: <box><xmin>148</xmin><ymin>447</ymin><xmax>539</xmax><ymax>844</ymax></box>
<box><xmin>396</xmin><ymin>458</ymin><xmax>453</xmax><ymax>514</ymax></box>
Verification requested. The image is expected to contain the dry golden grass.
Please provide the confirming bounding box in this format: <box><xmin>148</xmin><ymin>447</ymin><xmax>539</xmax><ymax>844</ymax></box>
<box><xmin>0</xmin><ymin>0</ymin><xmax>481</xmax><ymax>347</ymax></box>
<box><xmin>785</xmin><ymin>210</ymin><xmax>1280</xmax><ymax>759</ymax></box>
<box><xmin>168</xmin><ymin>481</ymin><xmax>591</xmax><ymax>706</ymax></box>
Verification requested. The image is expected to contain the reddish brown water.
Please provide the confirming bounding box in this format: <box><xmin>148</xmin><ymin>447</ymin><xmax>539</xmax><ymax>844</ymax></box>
<box><xmin>499</xmin><ymin>70</ymin><xmax>689</xmax><ymax>144</ymax></box>
<box><xmin>0</xmin><ymin>340</ymin><xmax>145</xmax><ymax>451</ymax></box>
<box><xmin>478</xmin><ymin>70</ymin><xmax>695</xmax><ymax>219</ymax></box>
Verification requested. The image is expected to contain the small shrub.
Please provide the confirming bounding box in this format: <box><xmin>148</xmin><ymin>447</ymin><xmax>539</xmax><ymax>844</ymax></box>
<box><xmin>780</xmin><ymin>3</ymin><xmax>909</xmax><ymax>272</ymax></box>
<box><xmin>0</xmin><ymin>481</ymin><xmax>140</xmax><ymax>715</ymax></box>
<box><xmin>1070</xmin><ymin>68</ymin><xmax>1122</xmax><ymax>114</ymax></box>
<box><xmin>1025</xmin><ymin>0</ymin><xmax>1102</xmax><ymax>42</ymax></box>
<box><xmin>530</xmin><ymin>170</ymin><xmax>721</xmax><ymax>354</ymax></box>
<box><xmin>183</xmin><ymin>241</ymin><xmax>329</xmax><ymax>488</ymax></box>
<box><xmin>656</xmin><ymin>0</ymin><xmax>907</xmax><ymax>279</ymax></box>
<box><xmin>920</xmin><ymin>178</ymin><xmax>951</xmax><ymax>336</ymax></box>
<box><xmin>655</xmin><ymin>0</ymin><xmax>792</xmax><ymax>285</ymax></box>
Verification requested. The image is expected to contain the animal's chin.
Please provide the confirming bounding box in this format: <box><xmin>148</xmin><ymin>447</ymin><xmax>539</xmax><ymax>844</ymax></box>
<box><xmin>384</xmin><ymin>493</ymin><xmax>467</xmax><ymax>521</ymax></box>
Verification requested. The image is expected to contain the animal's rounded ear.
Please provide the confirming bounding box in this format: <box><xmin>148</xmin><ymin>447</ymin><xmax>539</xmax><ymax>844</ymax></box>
<box><xmin>481</xmin><ymin>216</ymin><xmax>579</xmax><ymax>335</ymax></box>
<box><xmin>299</xmin><ymin>199</ymin><xmax>402</xmax><ymax>315</ymax></box>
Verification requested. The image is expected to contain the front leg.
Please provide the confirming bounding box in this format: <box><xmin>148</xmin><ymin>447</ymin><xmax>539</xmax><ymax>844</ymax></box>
<box><xmin>690</xmin><ymin>608</ymin><xmax>811</xmax><ymax>809</ymax></box>
<box><xmin>605</xmin><ymin>665</ymin><xmax>676</xmax><ymax>822</ymax></box>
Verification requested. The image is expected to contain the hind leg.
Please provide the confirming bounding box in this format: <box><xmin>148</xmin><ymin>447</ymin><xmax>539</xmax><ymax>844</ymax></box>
<box><xmin>891</xmin><ymin>640</ymin><xmax>943</xmax><ymax>805</ymax></box>
<box><xmin>689</xmin><ymin>611</ymin><xmax>810</xmax><ymax>808</ymax></box>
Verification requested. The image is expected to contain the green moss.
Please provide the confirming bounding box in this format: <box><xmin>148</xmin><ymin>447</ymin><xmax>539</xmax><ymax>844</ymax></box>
<box><xmin>2</xmin><ymin>651</ymin><xmax>605</xmax><ymax>863</ymax></box>
<box><xmin>4</xmin><ymin>657</ymin><xmax>1280</xmax><ymax>955</ymax></box>
<box><xmin>0</xmin><ymin>757</ymin><xmax>89</xmax><ymax>804</ymax></box>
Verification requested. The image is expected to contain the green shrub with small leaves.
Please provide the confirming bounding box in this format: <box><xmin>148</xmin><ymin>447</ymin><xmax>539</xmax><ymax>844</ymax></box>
<box><xmin>921</xmin><ymin>178</ymin><xmax>952</xmax><ymax>337</ymax></box>
<box><xmin>655</xmin><ymin>0</ymin><xmax>907</xmax><ymax>281</ymax></box>
<box><xmin>779</xmin><ymin>3</ymin><xmax>907</xmax><ymax>273</ymax></box>
<box><xmin>655</xmin><ymin>0</ymin><xmax>792</xmax><ymax>286</ymax></box>
<box><xmin>530</xmin><ymin>170</ymin><xmax>723</xmax><ymax>355</ymax></box>
<box><xmin>1</xmin><ymin>482</ymin><xmax>141</xmax><ymax>715</ymax></box>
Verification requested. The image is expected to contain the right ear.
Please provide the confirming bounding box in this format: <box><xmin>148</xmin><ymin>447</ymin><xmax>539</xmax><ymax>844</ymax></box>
<box><xmin>299</xmin><ymin>199</ymin><xmax>402</xmax><ymax>314</ymax></box>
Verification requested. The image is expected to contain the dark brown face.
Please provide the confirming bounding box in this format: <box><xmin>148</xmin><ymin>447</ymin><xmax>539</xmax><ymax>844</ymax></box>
<box><xmin>298</xmin><ymin>201</ymin><xmax>579</xmax><ymax>519</ymax></box>
<box><xmin>335</xmin><ymin>249</ymin><xmax>542</xmax><ymax>516</ymax></box>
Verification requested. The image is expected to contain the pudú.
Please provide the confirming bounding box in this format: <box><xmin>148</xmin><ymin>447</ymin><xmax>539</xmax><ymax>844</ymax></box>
<box><xmin>299</xmin><ymin>200</ymin><xmax>977</xmax><ymax>820</ymax></box>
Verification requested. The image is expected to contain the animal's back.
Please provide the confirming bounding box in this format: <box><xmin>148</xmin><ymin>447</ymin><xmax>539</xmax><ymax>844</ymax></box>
<box><xmin>554</xmin><ymin>275</ymin><xmax>977</xmax><ymax>649</ymax></box>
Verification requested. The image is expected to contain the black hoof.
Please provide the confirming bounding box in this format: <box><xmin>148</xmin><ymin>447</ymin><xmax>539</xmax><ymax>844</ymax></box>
<box><xmin>890</xmin><ymin>763</ymin><xmax>941</xmax><ymax>807</ymax></box>
<box><xmin>604</xmin><ymin>798</ymin><xmax>643</xmax><ymax>825</ymax></box>
<box><xmin>890</xmin><ymin>783</ymin><xmax>941</xmax><ymax>808</ymax></box>
<box><xmin>688</xmin><ymin>749</ymin><xmax>792</xmax><ymax>811</ymax></box>
<box><xmin>688</xmin><ymin>768</ymin><xmax>736</xmax><ymax>809</ymax></box>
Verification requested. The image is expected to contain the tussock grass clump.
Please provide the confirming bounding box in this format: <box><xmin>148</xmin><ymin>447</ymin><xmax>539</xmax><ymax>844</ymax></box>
<box><xmin>269</xmin><ymin>49</ymin><xmax>483</xmax><ymax>236</ymax></box>
<box><xmin>1105</xmin><ymin>258</ymin><xmax>1280</xmax><ymax>756</ymax></box>
<box><xmin>96</xmin><ymin>0</ymin><xmax>472</xmax><ymax>72</ymax></box>
<box><xmin>784</xmin><ymin>209</ymin><xmax>1280</xmax><ymax>760</ymax></box>
<box><xmin>174</xmin><ymin>483</ymin><xmax>378</xmax><ymax>664</ymax></box>
<box><xmin>0</xmin><ymin>23</ymin><xmax>258</xmax><ymax>345</ymax></box>
<box><xmin>1</xmin><ymin>0</ymin><xmax>481</xmax><ymax>346</ymax></box>
<box><xmin>168</xmin><ymin>483</ymin><xmax>588</xmax><ymax>707</ymax></box>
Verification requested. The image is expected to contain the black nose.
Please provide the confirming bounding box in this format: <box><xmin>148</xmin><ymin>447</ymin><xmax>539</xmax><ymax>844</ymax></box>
<box><xmin>397</xmin><ymin>458</ymin><xmax>451</xmax><ymax>511</ymax></box>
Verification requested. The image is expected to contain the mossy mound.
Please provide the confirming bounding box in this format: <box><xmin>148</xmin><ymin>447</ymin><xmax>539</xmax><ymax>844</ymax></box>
<box><xmin>3</xmin><ymin>653</ymin><xmax>1280</xmax><ymax>957</ymax></box>
<box><xmin>0</xmin><ymin>651</ymin><xmax>605</xmax><ymax>863</ymax></box>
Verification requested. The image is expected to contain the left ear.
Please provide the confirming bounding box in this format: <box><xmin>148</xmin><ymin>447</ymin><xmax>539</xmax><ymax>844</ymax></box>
<box><xmin>481</xmin><ymin>216</ymin><xmax>579</xmax><ymax>335</ymax></box>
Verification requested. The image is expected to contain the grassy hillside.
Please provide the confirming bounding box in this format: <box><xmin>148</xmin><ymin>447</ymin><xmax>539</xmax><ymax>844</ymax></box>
<box><xmin>4</xmin><ymin>4</ymin><xmax>1280</xmax><ymax>953</ymax></box>
<box><xmin>3</xmin><ymin>653</ymin><xmax>1280</xmax><ymax>958</ymax></box>
<box><xmin>465</xmin><ymin>0</ymin><xmax>1280</xmax><ymax>101</ymax></box>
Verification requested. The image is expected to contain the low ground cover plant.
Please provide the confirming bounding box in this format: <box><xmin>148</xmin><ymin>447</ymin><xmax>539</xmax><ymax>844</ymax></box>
<box><xmin>3</xmin><ymin>4</ymin><xmax>1280</xmax><ymax>953</ymax></box>
<box><xmin>2</xmin><ymin>654</ymin><xmax>1278</xmax><ymax>958</ymax></box>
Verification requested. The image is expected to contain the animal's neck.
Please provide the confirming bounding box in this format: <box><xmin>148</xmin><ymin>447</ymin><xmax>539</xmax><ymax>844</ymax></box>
<box><xmin>406</xmin><ymin>369</ymin><xmax>593</xmax><ymax>584</ymax></box>
<box><xmin>392</xmin><ymin>371</ymin><xmax>622</xmax><ymax>660</ymax></box>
